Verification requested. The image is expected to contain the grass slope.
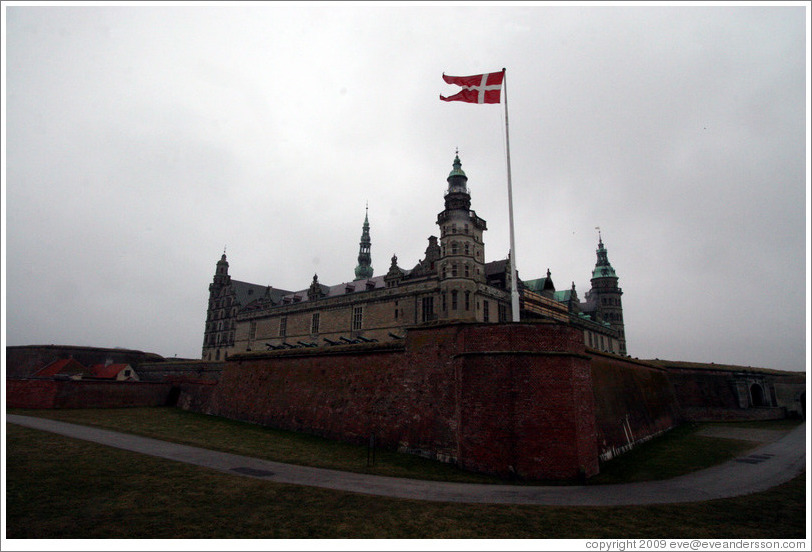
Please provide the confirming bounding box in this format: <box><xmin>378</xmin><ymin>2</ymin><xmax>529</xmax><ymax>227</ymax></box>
<box><xmin>5</xmin><ymin>423</ymin><xmax>806</xmax><ymax>539</ymax></box>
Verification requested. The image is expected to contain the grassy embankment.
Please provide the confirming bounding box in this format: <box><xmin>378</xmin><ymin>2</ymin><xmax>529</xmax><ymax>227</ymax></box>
<box><xmin>6</xmin><ymin>407</ymin><xmax>806</xmax><ymax>538</ymax></box>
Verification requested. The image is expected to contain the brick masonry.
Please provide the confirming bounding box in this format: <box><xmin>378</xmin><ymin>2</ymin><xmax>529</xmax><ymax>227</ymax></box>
<box><xmin>6</xmin><ymin>379</ymin><xmax>173</xmax><ymax>409</ymax></box>
<box><xmin>15</xmin><ymin>322</ymin><xmax>799</xmax><ymax>480</ymax></box>
<box><xmin>199</xmin><ymin>321</ymin><xmax>630</xmax><ymax>480</ymax></box>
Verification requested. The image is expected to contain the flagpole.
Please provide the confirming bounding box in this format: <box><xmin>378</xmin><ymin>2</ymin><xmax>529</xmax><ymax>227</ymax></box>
<box><xmin>502</xmin><ymin>67</ymin><xmax>520</xmax><ymax>322</ymax></box>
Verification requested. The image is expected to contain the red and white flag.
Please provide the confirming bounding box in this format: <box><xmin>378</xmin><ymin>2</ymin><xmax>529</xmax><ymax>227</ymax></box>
<box><xmin>440</xmin><ymin>70</ymin><xmax>504</xmax><ymax>104</ymax></box>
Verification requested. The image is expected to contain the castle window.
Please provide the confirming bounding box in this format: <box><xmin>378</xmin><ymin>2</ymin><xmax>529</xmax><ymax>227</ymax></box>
<box><xmin>249</xmin><ymin>321</ymin><xmax>257</xmax><ymax>340</ymax></box>
<box><xmin>464</xmin><ymin>243</ymin><xmax>469</xmax><ymax>255</ymax></box>
<box><xmin>311</xmin><ymin>313</ymin><xmax>320</xmax><ymax>335</ymax></box>
<box><xmin>394</xmin><ymin>301</ymin><xmax>399</xmax><ymax>320</ymax></box>
<box><xmin>464</xmin><ymin>224</ymin><xmax>469</xmax><ymax>234</ymax></box>
<box><xmin>464</xmin><ymin>264</ymin><xmax>470</xmax><ymax>277</ymax></box>
<box><xmin>279</xmin><ymin>316</ymin><xmax>287</xmax><ymax>337</ymax></box>
<box><xmin>498</xmin><ymin>304</ymin><xmax>508</xmax><ymax>322</ymax></box>
<box><xmin>442</xmin><ymin>292</ymin><xmax>447</xmax><ymax>312</ymax></box>
<box><xmin>421</xmin><ymin>296</ymin><xmax>435</xmax><ymax>322</ymax></box>
<box><xmin>452</xmin><ymin>242</ymin><xmax>458</xmax><ymax>254</ymax></box>
<box><xmin>452</xmin><ymin>263</ymin><xmax>458</xmax><ymax>277</ymax></box>
<box><xmin>442</xmin><ymin>264</ymin><xmax>447</xmax><ymax>278</ymax></box>
<box><xmin>465</xmin><ymin>291</ymin><xmax>470</xmax><ymax>310</ymax></box>
<box><xmin>483</xmin><ymin>300</ymin><xmax>490</xmax><ymax>322</ymax></box>
<box><xmin>451</xmin><ymin>224</ymin><xmax>457</xmax><ymax>234</ymax></box>
<box><xmin>352</xmin><ymin>306</ymin><xmax>363</xmax><ymax>331</ymax></box>
<box><xmin>451</xmin><ymin>290</ymin><xmax>458</xmax><ymax>310</ymax></box>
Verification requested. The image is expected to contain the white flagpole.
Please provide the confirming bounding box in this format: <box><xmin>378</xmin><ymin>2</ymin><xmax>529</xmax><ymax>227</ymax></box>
<box><xmin>502</xmin><ymin>68</ymin><xmax>520</xmax><ymax>322</ymax></box>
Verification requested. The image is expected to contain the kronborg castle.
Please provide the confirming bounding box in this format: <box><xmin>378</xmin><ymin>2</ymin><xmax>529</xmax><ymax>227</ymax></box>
<box><xmin>9</xmin><ymin>154</ymin><xmax>804</xmax><ymax>481</ymax></box>
<box><xmin>202</xmin><ymin>154</ymin><xmax>627</xmax><ymax>361</ymax></box>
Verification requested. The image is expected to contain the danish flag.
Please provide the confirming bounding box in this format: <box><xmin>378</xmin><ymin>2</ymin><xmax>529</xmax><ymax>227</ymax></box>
<box><xmin>440</xmin><ymin>70</ymin><xmax>504</xmax><ymax>104</ymax></box>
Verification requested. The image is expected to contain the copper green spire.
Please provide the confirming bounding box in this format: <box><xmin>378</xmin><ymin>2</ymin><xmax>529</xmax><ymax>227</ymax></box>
<box><xmin>354</xmin><ymin>204</ymin><xmax>373</xmax><ymax>280</ymax></box>
<box><xmin>592</xmin><ymin>230</ymin><xmax>618</xmax><ymax>279</ymax></box>
<box><xmin>446</xmin><ymin>150</ymin><xmax>469</xmax><ymax>196</ymax></box>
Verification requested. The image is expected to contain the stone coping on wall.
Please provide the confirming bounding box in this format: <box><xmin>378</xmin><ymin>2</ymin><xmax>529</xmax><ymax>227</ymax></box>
<box><xmin>228</xmin><ymin>340</ymin><xmax>406</xmax><ymax>361</ymax></box>
<box><xmin>644</xmin><ymin>358</ymin><xmax>805</xmax><ymax>377</ymax></box>
<box><xmin>586</xmin><ymin>348</ymin><xmax>670</xmax><ymax>371</ymax></box>
<box><xmin>452</xmin><ymin>350</ymin><xmax>592</xmax><ymax>361</ymax></box>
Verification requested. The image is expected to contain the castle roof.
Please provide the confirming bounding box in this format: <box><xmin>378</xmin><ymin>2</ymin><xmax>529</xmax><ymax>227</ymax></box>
<box><xmin>232</xmin><ymin>280</ymin><xmax>290</xmax><ymax>306</ymax></box>
<box><xmin>553</xmin><ymin>289</ymin><xmax>575</xmax><ymax>302</ymax></box>
<box><xmin>484</xmin><ymin>259</ymin><xmax>507</xmax><ymax>276</ymax></box>
<box><xmin>277</xmin><ymin>273</ymin><xmax>408</xmax><ymax>304</ymax></box>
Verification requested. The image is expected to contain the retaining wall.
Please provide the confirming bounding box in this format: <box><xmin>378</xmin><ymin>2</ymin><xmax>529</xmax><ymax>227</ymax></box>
<box><xmin>6</xmin><ymin>379</ymin><xmax>173</xmax><ymax>409</ymax></box>
<box><xmin>201</xmin><ymin>322</ymin><xmax>604</xmax><ymax>480</ymax></box>
<box><xmin>589</xmin><ymin>351</ymin><xmax>680</xmax><ymax>460</ymax></box>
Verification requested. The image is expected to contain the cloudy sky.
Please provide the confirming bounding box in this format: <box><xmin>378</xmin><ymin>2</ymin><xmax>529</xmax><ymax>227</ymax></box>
<box><xmin>3</xmin><ymin>3</ymin><xmax>809</xmax><ymax>371</ymax></box>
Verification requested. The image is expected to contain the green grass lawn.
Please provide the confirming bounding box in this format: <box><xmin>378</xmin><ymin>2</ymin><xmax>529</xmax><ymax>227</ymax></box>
<box><xmin>5</xmin><ymin>423</ymin><xmax>806</xmax><ymax>539</ymax></box>
<box><xmin>9</xmin><ymin>407</ymin><xmax>792</xmax><ymax>485</ymax></box>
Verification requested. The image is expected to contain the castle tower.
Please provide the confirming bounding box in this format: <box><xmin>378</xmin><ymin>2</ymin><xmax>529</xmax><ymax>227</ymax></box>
<box><xmin>354</xmin><ymin>206</ymin><xmax>373</xmax><ymax>280</ymax></box>
<box><xmin>436</xmin><ymin>153</ymin><xmax>488</xmax><ymax>320</ymax></box>
<box><xmin>203</xmin><ymin>252</ymin><xmax>233</xmax><ymax>359</ymax></box>
<box><xmin>586</xmin><ymin>233</ymin><xmax>626</xmax><ymax>355</ymax></box>
<box><xmin>212</xmin><ymin>252</ymin><xmax>230</xmax><ymax>286</ymax></box>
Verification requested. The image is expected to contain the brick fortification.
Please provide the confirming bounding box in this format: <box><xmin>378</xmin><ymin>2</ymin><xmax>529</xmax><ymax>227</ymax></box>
<box><xmin>6</xmin><ymin>379</ymin><xmax>173</xmax><ymax>409</ymax></box>
<box><xmin>202</xmin><ymin>321</ymin><xmax>618</xmax><ymax>480</ymax></box>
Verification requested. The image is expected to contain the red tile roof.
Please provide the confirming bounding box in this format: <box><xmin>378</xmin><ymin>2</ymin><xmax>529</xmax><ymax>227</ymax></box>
<box><xmin>88</xmin><ymin>363</ymin><xmax>133</xmax><ymax>379</ymax></box>
<box><xmin>34</xmin><ymin>358</ymin><xmax>89</xmax><ymax>377</ymax></box>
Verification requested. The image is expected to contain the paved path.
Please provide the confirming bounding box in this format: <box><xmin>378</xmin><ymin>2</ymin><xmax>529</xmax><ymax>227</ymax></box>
<box><xmin>7</xmin><ymin>415</ymin><xmax>806</xmax><ymax>506</ymax></box>
<box><xmin>695</xmin><ymin>425</ymin><xmax>789</xmax><ymax>443</ymax></box>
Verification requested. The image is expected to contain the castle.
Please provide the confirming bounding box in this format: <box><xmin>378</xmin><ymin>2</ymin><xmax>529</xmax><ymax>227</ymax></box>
<box><xmin>202</xmin><ymin>154</ymin><xmax>627</xmax><ymax>360</ymax></box>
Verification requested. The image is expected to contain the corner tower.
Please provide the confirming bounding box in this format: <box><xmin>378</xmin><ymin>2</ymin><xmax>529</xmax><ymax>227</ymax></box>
<box><xmin>436</xmin><ymin>153</ymin><xmax>488</xmax><ymax>320</ymax></box>
<box><xmin>586</xmin><ymin>233</ymin><xmax>626</xmax><ymax>355</ymax></box>
<box><xmin>354</xmin><ymin>205</ymin><xmax>373</xmax><ymax>280</ymax></box>
<box><xmin>203</xmin><ymin>252</ymin><xmax>233</xmax><ymax>360</ymax></box>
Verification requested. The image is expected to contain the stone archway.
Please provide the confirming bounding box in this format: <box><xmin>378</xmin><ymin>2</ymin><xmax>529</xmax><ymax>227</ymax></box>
<box><xmin>750</xmin><ymin>383</ymin><xmax>766</xmax><ymax>407</ymax></box>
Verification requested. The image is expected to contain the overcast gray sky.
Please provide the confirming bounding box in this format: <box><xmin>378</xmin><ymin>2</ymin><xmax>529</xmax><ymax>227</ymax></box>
<box><xmin>3</xmin><ymin>3</ymin><xmax>809</xmax><ymax>371</ymax></box>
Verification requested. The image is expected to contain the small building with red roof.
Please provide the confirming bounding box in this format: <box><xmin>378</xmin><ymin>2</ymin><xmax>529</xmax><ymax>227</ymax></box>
<box><xmin>88</xmin><ymin>363</ymin><xmax>140</xmax><ymax>381</ymax></box>
<box><xmin>33</xmin><ymin>358</ymin><xmax>91</xmax><ymax>379</ymax></box>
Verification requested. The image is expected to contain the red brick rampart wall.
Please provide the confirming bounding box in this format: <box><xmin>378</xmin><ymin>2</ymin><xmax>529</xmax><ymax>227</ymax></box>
<box><xmin>588</xmin><ymin>352</ymin><xmax>680</xmax><ymax>460</ymax></box>
<box><xmin>6</xmin><ymin>379</ymin><xmax>173</xmax><ymax>409</ymax></box>
<box><xmin>204</xmin><ymin>321</ymin><xmax>600</xmax><ymax>480</ymax></box>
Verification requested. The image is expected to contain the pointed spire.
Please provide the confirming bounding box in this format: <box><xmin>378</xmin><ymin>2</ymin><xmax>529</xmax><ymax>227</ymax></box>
<box><xmin>354</xmin><ymin>205</ymin><xmax>373</xmax><ymax>280</ymax></box>
<box><xmin>592</xmin><ymin>232</ymin><xmax>618</xmax><ymax>279</ymax></box>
